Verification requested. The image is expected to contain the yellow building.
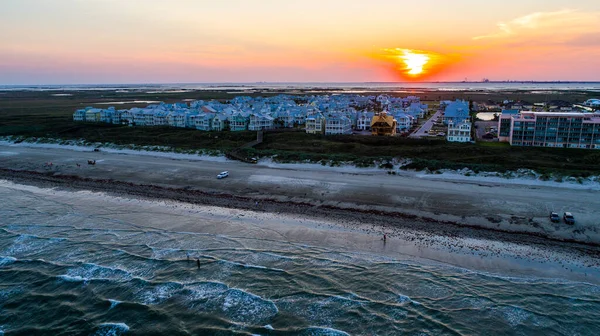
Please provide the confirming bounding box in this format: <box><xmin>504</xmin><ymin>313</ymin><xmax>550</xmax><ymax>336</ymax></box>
<box><xmin>371</xmin><ymin>112</ymin><xmax>397</xmax><ymax>136</ymax></box>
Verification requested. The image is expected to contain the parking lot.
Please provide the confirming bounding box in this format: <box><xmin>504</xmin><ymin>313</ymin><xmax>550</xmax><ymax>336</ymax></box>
<box><xmin>474</xmin><ymin>121</ymin><xmax>498</xmax><ymax>141</ymax></box>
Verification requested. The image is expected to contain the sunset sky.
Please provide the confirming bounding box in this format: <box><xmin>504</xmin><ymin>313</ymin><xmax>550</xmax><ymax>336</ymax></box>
<box><xmin>1</xmin><ymin>0</ymin><xmax>599</xmax><ymax>84</ymax></box>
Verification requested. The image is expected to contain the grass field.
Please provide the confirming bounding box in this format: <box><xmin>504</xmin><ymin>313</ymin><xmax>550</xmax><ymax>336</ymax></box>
<box><xmin>1</xmin><ymin>89</ymin><xmax>599</xmax><ymax>176</ymax></box>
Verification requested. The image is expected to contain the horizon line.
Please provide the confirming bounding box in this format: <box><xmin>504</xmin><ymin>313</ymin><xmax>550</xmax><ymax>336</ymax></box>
<box><xmin>2</xmin><ymin>80</ymin><xmax>600</xmax><ymax>87</ymax></box>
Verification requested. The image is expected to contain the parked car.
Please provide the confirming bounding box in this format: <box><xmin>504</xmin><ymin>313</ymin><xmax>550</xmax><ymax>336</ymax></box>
<box><xmin>549</xmin><ymin>212</ymin><xmax>560</xmax><ymax>223</ymax></box>
<box><xmin>217</xmin><ymin>171</ymin><xmax>229</xmax><ymax>179</ymax></box>
<box><xmin>563</xmin><ymin>212</ymin><xmax>575</xmax><ymax>225</ymax></box>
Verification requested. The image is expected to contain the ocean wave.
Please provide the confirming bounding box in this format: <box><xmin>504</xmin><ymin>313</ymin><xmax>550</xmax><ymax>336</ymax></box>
<box><xmin>108</xmin><ymin>299</ymin><xmax>122</xmax><ymax>310</ymax></box>
<box><xmin>93</xmin><ymin>323</ymin><xmax>129</xmax><ymax>336</ymax></box>
<box><xmin>59</xmin><ymin>263</ymin><xmax>133</xmax><ymax>283</ymax></box>
<box><xmin>300</xmin><ymin>326</ymin><xmax>350</xmax><ymax>336</ymax></box>
<box><xmin>135</xmin><ymin>281</ymin><xmax>184</xmax><ymax>305</ymax></box>
<box><xmin>0</xmin><ymin>256</ymin><xmax>16</xmax><ymax>266</ymax></box>
<box><xmin>216</xmin><ymin>259</ymin><xmax>286</xmax><ymax>273</ymax></box>
<box><xmin>183</xmin><ymin>282</ymin><xmax>279</xmax><ymax>324</ymax></box>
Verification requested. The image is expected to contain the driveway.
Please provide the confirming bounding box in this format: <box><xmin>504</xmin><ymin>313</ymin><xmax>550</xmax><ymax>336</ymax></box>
<box><xmin>410</xmin><ymin>110</ymin><xmax>442</xmax><ymax>138</ymax></box>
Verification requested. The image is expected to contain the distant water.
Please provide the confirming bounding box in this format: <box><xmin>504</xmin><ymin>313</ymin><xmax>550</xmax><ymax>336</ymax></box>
<box><xmin>0</xmin><ymin>184</ymin><xmax>599</xmax><ymax>335</ymax></box>
<box><xmin>1</xmin><ymin>82</ymin><xmax>600</xmax><ymax>93</ymax></box>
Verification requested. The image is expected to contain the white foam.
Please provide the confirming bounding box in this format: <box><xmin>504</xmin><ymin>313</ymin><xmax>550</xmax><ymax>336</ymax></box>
<box><xmin>0</xmin><ymin>256</ymin><xmax>16</xmax><ymax>266</ymax></box>
<box><xmin>137</xmin><ymin>282</ymin><xmax>183</xmax><ymax>305</ymax></box>
<box><xmin>94</xmin><ymin>323</ymin><xmax>130</xmax><ymax>336</ymax></box>
<box><xmin>62</xmin><ymin>263</ymin><xmax>133</xmax><ymax>282</ymax></box>
<box><xmin>58</xmin><ymin>275</ymin><xmax>85</xmax><ymax>282</ymax></box>
<box><xmin>304</xmin><ymin>326</ymin><xmax>350</xmax><ymax>336</ymax></box>
<box><xmin>108</xmin><ymin>299</ymin><xmax>121</xmax><ymax>310</ymax></box>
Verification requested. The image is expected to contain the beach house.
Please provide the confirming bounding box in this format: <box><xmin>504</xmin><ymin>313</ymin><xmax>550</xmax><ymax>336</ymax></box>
<box><xmin>443</xmin><ymin>100</ymin><xmax>470</xmax><ymax>125</ymax></box>
<box><xmin>356</xmin><ymin>111</ymin><xmax>375</xmax><ymax>131</ymax></box>
<box><xmin>73</xmin><ymin>109</ymin><xmax>87</xmax><ymax>122</ymax></box>
<box><xmin>305</xmin><ymin>112</ymin><xmax>325</xmax><ymax>134</ymax></box>
<box><xmin>370</xmin><ymin>112</ymin><xmax>397</xmax><ymax>136</ymax></box>
<box><xmin>230</xmin><ymin>112</ymin><xmax>249</xmax><ymax>131</ymax></box>
<box><xmin>100</xmin><ymin>107</ymin><xmax>115</xmax><ymax>123</ymax></box>
<box><xmin>324</xmin><ymin>115</ymin><xmax>353</xmax><ymax>135</ymax></box>
<box><xmin>447</xmin><ymin>120</ymin><xmax>472</xmax><ymax>142</ymax></box>
<box><xmin>85</xmin><ymin>108</ymin><xmax>102</xmax><ymax>122</ymax></box>
<box><xmin>248</xmin><ymin>113</ymin><xmax>274</xmax><ymax>131</ymax></box>
<box><xmin>393</xmin><ymin>112</ymin><xmax>414</xmax><ymax>132</ymax></box>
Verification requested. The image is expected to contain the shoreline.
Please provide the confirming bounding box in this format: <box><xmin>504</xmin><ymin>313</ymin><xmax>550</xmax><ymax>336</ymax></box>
<box><xmin>2</xmin><ymin>167</ymin><xmax>599</xmax><ymax>254</ymax></box>
<box><xmin>2</xmin><ymin>169</ymin><xmax>600</xmax><ymax>285</ymax></box>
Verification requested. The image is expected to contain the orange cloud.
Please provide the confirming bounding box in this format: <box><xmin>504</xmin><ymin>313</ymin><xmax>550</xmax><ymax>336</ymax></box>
<box><xmin>473</xmin><ymin>9</ymin><xmax>600</xmax><ymax>45</ymax></box>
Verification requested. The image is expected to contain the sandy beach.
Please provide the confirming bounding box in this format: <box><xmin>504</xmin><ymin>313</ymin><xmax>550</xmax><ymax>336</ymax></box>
<box><xmin>1</xmin><ymin>142</ymin><xmax>600</xmax><ymax>281</ymax></box>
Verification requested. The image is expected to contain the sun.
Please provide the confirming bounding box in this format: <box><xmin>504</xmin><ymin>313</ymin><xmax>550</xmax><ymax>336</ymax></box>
<box><xmin>399</xmin><ymin>50</ymin><xmax>430</xmax><ymax>76</ymax></box>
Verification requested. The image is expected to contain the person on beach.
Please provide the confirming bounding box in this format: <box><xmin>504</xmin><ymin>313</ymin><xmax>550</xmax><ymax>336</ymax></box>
<box><xmin>197</xmin><ymin>258</ymin><xmax>200</xmax><ymax>269</ymax></box>
<box><xmin>383</xmin><ymin>234</ymin><xmax>387</xmax><ymax>242</ymax></box>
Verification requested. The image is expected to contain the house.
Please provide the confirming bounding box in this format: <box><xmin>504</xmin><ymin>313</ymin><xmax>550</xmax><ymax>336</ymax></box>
<box><xmin>132</xmin><ymin>109</ymin><xmax>146</xmax><ymax>126</ymax></box>
<box><xmin>84</xmin><ymin>108</ymin><xmax>102</xmax><ymax>122</ymax></box>
<box><xmin>100</xmin><ymin>108</ymin><xmax>115</xmax><ymax>123</ymax></box>
<box><xmin>356</xmin><ymin>111</ymin><xmax>375</xmax><ymax>131</ymax></box>
<box><xmin>230</xmin><ymin>112</ymin><xmax>249</xmax><ymax>131</ymax></box>
<box><xmin>143</xmin><ymin>109</ymin><xmax>157</xmax><ymax>126</ymax></box>
<box><xmin>195</xmin><ymin>113</ymin><xmax>214</xmax><ymax>131</ymax></box>
<box><xmin>371</xmin><ymin>112</ymin><xmax>397</xmax><ymax>136</ymax></box>
<box><xmin>112</xmin><ymin>110</ymin><xmax>125</xmax><ymax>124</ymax></box>
<box><xmin>73</xmin><ymin>109</ymin><xmax>87</xmax><ymax>122</ymax></box>
<box><xmin>153</xmin><ymin>111</ymin><xmax>169</xmax><ymax>126</ymax></box>
<box><xmin>584</xmin><ymin>99</ymin><xmax>600</xmax><ymax>108</ymax></box>
<box><xmin>447</xmin><ymin>120</ymin><xmax>472</xmax><ymax>142</ymax></box>
<box><xmin>211</xmin><ymin>115</ymin><xmax>227</xmax><ymax>131</ymax></box>
<box><xmin>406</xmin><ymin>102</ymin><xmax>426</xmax><ymax>119</ymax></box>
<box><xmin>324</xmin><ymin>115</ymin><xmax>353</xmax><ymax>135</ymax></box>
<box><xmin>248</xmin><ymin>113</ymin><xmax>274</xmax><ymax>131</ymax></box>
<box><xmin>443</xmin><ymin>100</ymin><xmax>470</xmax><ymax>125</ymax></box>
<box><xmin>305</xmin><ymin>113</ymin><xmax>325</xmax><ymax>134</ymax></box>
<box><xmin>393</xmin><ymin>113</ymin><xmax>414</xmax><ymax>132</ymax></box>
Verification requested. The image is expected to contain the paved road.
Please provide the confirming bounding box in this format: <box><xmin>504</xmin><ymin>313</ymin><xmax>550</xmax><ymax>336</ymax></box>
<box><xmin>410</xmin><ymin>110</ymin><xmax>442</xmax><ymax>138</ymax></box>
<box><xmin>1</xmin><ymin>143</ymin><xmax>599</xmax><ymax>241</ymax></box>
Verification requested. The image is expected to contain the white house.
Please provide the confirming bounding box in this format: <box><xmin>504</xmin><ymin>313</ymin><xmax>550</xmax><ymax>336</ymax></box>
<box><xmin>324</xmin><ymin>115</ymin><xmax>353</xmax><ymax>135</ymax></box>
<box><xmin>153</xmin><ymin>111</ymin><xmax>169</xmax><ymax>126</ymax></box>
<box><xmin>195</xmin><ymin>113</ymin><xmax>214</xmax><ymax>131</ymax></box>
<box><xmin>84</xmin><ymin>108</ymin><xmax>102</xmax><ymax>122</ymax></box>
<box><xmin>132</xmin><ymin>109</ymin><xmax>147</xmax><ymax>126</ymax></box>
<box><xmin>356</xmin><ymin>112</ymin><xmax>374</xmax><ymax>131</ymax></box>
<box><xmin>248</xmin><ymin>113</ymin><xmax>274</xmax><ymax>131</ymax></box>
<box><xmin>447</xmin><ymin>120</ymin><xmax>472</xmax><ymax>142</ymax></box>
<box><xmin>393</xmin><ymin>113</ymin><xmax>414</xmax><ymax>132</ymax></box>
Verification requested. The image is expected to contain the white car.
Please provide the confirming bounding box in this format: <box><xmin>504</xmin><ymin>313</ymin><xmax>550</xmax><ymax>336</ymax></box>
<box><xmin>217</xmin><ymin>171</ymin><xmax>229</xmax><ymax>179</ymax></box>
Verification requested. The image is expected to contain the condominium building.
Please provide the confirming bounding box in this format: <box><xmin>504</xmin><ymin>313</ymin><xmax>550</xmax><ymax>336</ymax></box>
<box><xmin>509</xmin><ymin>112</ymin><xmax>600</xmax><ymax>149</ymax></box>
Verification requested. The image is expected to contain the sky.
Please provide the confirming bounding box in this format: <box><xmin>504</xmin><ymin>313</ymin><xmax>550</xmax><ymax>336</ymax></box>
<box><xmin>0</xmin><ymin>0</ymin><xmax>599</xmax><ymax>84</ymax></box>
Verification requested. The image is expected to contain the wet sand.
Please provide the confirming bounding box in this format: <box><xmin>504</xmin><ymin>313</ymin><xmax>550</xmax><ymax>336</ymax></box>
<box><xmin>1</xmin><ymin>144</ymin><xmax>600</xmax><ymax>283</ymax></box>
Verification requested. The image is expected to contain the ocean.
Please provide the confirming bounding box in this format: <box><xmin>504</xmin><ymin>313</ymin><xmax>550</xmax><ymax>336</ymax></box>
<box><xmin>0</xmin><ymin>181</ymin><xmax>599</xmax><ymax>335</ymax></box>
<box><xmin>1</xmin><ymin>82</ymin><xmax>600</xmax><ymax>93</ymax></box>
